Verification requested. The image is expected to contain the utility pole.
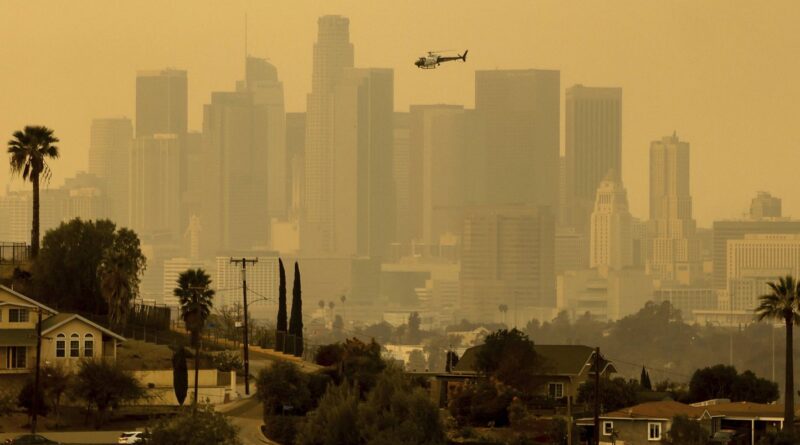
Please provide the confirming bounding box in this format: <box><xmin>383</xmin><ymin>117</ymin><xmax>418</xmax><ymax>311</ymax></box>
<box><xmin>594</xmin><ymin>347</ymin><xmax>601</xmax><ymax>445</ymax></box>
<box><xmin>31</xmin><ymin>308</ymin><xmax>43</xmax><ymax>434</ymax></box>
<box><xmin>231</xmin><ymin>257</ymin><xmax>257</xmax><ymax>395</ymax></box>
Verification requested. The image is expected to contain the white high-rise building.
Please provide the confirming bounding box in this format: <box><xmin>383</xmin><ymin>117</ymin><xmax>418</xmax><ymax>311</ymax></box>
<box><xmin>162</xmin><ymin>257</ymin><xmax>208</xmax><ymax>308</ymax></box>
<box><xmin>590</xmin><ymin>173</ymin><xmax>632</xmax><ymax>270</ymax></box>
<box><xmin>727</xmin><ymin>234</ymin><xmax>800</xmax><ymax>310</ymax></box>
<box><xmin>215</xmin><ymin>254</ymin><xmax>280</xmax><ymax>321</ymax></box>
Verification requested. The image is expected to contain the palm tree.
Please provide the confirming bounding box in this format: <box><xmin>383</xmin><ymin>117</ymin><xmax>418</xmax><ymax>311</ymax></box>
<box><xmin>7</xmin><ymin>126</ymin><xmax>60</xmax><ymax>257</ymax></box>
<box><xmin>498</xmin><ymin>304</ymin><xmax>509</xmax><ymax>326</ymax></box>
<box><xmin>756</xmin><ymin>275</ymin><xmax>800</xmax><ymax>433</ymax></box>
<box><xmin>98</xmin><ymin>253</ymin><xmax>133</xmax><ymax>331</ymax></box>
<box><xmin>174</xmin><ymin>268</ymin><xmax>214</xmax><ymax>408</ymax></box>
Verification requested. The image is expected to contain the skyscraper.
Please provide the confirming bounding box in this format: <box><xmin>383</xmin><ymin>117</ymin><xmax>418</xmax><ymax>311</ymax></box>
<box><xmin>474</xmin><ymin>69</ymin><xmax>560</xmax><ymax>209</ymax></box>
<box><xmin>286</xmin><ymin>112</ymin><xmax>306</xmax><ymax>218</ymax></box>
<box><xmin>130</xmin><ymin>134</ymin><xmax>182</xmax><ymax>239</ymax></box>
<box><xmin>647</xmin><ymin>133</ymin><xmax>701</xmax><ymax>284</ymax></box>
<box><xmin>89</xmin><ymin>118</ymin><xmax>132</xmax><ymax>225</ymax></box>
<box><xmin>201</xmin><ymin>57</ymin><xmax>287</xmax><ymax>254</ymax></box>
<box><xmin>303</xmin><ymin>15</ymin><xmax>354</xmax><ymax>255</ymax></box>
<box><xmin>565</xmin><ymin>85</ymin><xmax>622</xmax><ymax>231</ymax></box>
<box><xmin>590</xmin><ymin>172</ymin><xmax>633</xmax><ymax>270</ymax></box>
<box><xmin>135</xmin><ymin>69</ymin><xmax>188</xmax><ymax>138</ymax></box>
<box><xmin>330</xmin><ymin>68</ymin><xmax>394</xmax><ymax>258</ymax></box>
<box><xmin>460</xmin><ymin>206</ymin><xmax>555</xmax><ymax>323</ymax></box>
<box><xmin>408</xmin><ymin>105</ymin><xmax>467</xmax><ymax>253</ymax></box>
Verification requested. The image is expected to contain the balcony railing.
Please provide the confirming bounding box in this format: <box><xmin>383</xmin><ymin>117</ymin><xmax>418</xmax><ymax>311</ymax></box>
<box><xmin>0</xmin><ymin>242</ymin><xmax>30</xmax><ymax>265</ymax></box>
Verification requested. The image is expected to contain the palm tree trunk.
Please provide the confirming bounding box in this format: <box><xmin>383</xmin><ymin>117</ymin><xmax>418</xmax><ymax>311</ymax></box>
<box><xmin>31</xmin><ymin>172</ymin><xmax>40</xmax><ymax>257</ymax></box>
<box><xmin>786</xmin><ymin>317</ymin><xmax>795</xmax><ymax>433</ymax></box>
<box><xmin>194</xmin><ymin>339</ymin><xmax>200</xmax><ymax>409</ymax></box>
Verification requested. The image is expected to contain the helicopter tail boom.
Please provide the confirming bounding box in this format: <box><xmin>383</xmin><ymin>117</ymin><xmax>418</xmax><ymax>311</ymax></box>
<box><xmin>460</xmin><ymin>50</ymin><xmax>468</xmax><ymax>62</ymax></box>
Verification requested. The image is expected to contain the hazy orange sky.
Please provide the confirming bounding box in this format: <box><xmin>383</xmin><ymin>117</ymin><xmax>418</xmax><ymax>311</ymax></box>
<box><xmin>1</xmin><ymin>0</ymin><xmax>799</xmax><ymax>225</ymax></box>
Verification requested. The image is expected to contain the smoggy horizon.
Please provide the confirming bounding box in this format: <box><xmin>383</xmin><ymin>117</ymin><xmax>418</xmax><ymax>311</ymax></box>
<box><xmin>2</xmin><ymin>0</ymin><xmax>800</xmax><ymax>225</ymax></box>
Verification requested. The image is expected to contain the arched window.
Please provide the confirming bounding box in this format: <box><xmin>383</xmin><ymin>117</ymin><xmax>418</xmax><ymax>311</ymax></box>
<box><xmin>69</xmin><ymin>333</ymin><xmax>80</xmax><ymax>357</ymax></box>
<box><xmin>55</xmin><ymin>334</ymin><xmax>66</xmax><ymax>358</ymax></box>
<box><xmin>84</xmin><ymin>334</ymin><xmax>94</xmax><ymax>358</ymax></box>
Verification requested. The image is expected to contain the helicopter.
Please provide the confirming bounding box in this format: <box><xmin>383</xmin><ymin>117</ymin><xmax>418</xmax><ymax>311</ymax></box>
<box><xmin>414</xmin><ymin>49</ymin><xmax>468</xmax><ymax>69</ymax></box>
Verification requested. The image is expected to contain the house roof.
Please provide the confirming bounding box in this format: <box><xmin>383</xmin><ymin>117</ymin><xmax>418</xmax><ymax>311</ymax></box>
<box><xmin>704</xmin><ymin>401</ymin><xmax>785</xmax><ymax>420</ymax></box>
<box><xmin>601</xmin><ymin>401</ymin><xmax>705</xmax><ymax>421</ymax></box>
<box><xmin>453</xmin><ymin>343</ymin><xmax>616</xmax><ymax>376</ymax></box>
<box><xmin>40</xmin><ymin>313</ymin><xmax>126</xmax><ymax>342</ymax></box>
<box><xmin>0</xmin><ymin>329</ymin><xmax>37</xmax><ymax>346</ymax></box>
<box><xmin>0</xmin><ymin>285</ymin><xmax>58</xmax><ymax>315</ymax></box>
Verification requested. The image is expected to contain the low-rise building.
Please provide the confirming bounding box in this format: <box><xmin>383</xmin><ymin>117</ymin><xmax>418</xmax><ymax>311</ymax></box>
<box><xmin>0</xmin><ymin>285</ymin><xmax>124</xmax><ymax>378</ymax></box>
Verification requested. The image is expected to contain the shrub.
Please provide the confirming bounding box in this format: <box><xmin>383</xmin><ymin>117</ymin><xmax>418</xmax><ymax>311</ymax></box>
<box><xmin>262</xmin><ymin>416</ymin><xmax>302</xmax><ymax>445</ymax></box>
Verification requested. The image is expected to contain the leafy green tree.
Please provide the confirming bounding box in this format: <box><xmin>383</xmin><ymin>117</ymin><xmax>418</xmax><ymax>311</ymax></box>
<box><xmin>315</xmin><ymin>343</ymin><xmax>344</xmax><ymax>367</ymax></box>
<box><xmin>174</xmin><ymin>268</ymin><xmax>215</xmax><ymax>406</ymax></box>
<box><xmin>0</xmin><ymin>390</ymin><xmax>15</xmax><ymax>424</ymax></box>
<box><xmin>98</xmin><ymin>228</ymin><xmax>146</xmax><ymax>330</ymax></box>
<box><xmin>689</xmin><ymin>365</ymin><xmax>777</xmax><ymax>403</ymax></box>
<box><xmin>70</xmin><ymin>359</ymin><xmax>145</xmax><ymax>428</ymax></box>
<box><xmin>148</xmin><ymin>403</ymin><xmax>241</xmax><ymax>445</ymax></box>
<box><xmin>212</xmin><ymin>350</ymin><xmax>243</xmax><ymax>373</ymax></box>
<box><xmin>41</xmin><ymin>364</ymin><xmax>71</xmax><ymax>427</ymax></box>
<box><xmin>475</xmin><ymin>329</ymin><xmax>540</xmax><ymax>393</ymax></box>
<box><xmin>172</xmin><ymin>346</ymin><xmax>189</xmax><ymax>407</ymax></box>
<box><xmin>407</xmin><ymin>311</ymin><xmax>421</xmax><ymax>344</ymax></box>
<box><xmin>256</xmin><ymin>361</ymin><xmax>312</xmax><ymax>416</ymax></box>
<box><xmin>7</xmin><ymin>125</ymin><xmax>59</xmax><ymax>257</ymax></box>
<box><xmin>448</xmin><ymin>380</ymin><xmax>516</xmax><ymax>427</ymax></box>
<box><xmin>665</xmin><ymin>414</ymin><xmax>707</xmax><ymax>445</ymax></box>
<box><xmin>577</xmin><ymin>377</ymin><xmax>640</xmax><ymax>413</ymax></box>
<box><xmin>357</xmin><ymin>367</ymin><xmax>446</xmax><ymax>445</ymax></box>
<box><xmin>296</xmin><ymin>382</ymin><xmax>360</xmax><ymax>445</ymax></box>
<box><xmin>18</xmin><ymin>379</ymin><xmax>49</xmax><ymax>421</ymax></box>
<box><xmin>34</xmin><ymin>219</ymin><xmax>144</xmax><ymax>315</ymax></box>
<box><xmin>289</xmin><ymin>262</ymin><xmax>303</xmax><ymax>355</ymax></box>
<box><xmin>756</xmin><ymin>275</ymin><xmax>800</xmax><ymax>433</ymax></box>
<box><xmin>359</xmin><ymin>322</ymin><xmax>394</xmax><ymax>344</ymax></box>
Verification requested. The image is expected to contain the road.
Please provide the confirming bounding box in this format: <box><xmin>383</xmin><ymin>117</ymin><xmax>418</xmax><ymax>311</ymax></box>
<box><xmin>219</xmin><ymin>395</ymin><xmax>275</xmax><ymax>445</ymax></box>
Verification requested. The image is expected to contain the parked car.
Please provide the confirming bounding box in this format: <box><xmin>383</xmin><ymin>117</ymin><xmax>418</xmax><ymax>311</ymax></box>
<box><xmin>3</xmin><ymin>435</ymin><xmax>60</xmax><ymax>445</ymax></box>
<box><xmin>708</xmin><ymin>429</ymin><xmax>748</xmax><ymax>445</ymax></box>
<box><xmin>118</xmin><ymin>432</ymin><xmax>147</xmax><ymax>444</ymax></box>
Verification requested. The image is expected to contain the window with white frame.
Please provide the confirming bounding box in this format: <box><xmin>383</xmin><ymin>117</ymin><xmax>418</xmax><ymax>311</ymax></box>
<box><xmin>56</xmin><ymin>334</ymin><xmax>66</xmax><ymax>358</ymax></box>
<box><xmin>603</xmin><ymin>421</ymin><xmax>614</xmax><ymax>436</ymax></box>
<box><xmin>9</xmin><ymin>308</ymin><xmax>29</xmax><ymax>323</ymax></box>
<box><xmin>648</xmin><ymin>422</ymin><xmax>662</xmax><ymax>441</ymax></box>
<box><xmin>6</xmin><ymin>346</ymin><xmax>27</xmax><ymax>369</ymax></box>
<box><xmin>70</xmin><ymin>333</ymin><xmax>80</xmax><ymax>357</ymax></box>
<box><xmin>548</xmin><ymin>382</ymin><xmax>564</xmax><ymax>399</ymax></box>
<box><xmin>84</xmin><ymin>334</ymin><xmax>94</xmax><ymax>357</ymax></box>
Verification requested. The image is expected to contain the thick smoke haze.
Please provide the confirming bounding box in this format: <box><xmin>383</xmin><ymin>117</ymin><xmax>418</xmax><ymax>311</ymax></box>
<box><xmin>1</xmin><ymin>0</ymin><xmax>799</xmax><ymax>223</ymax></box>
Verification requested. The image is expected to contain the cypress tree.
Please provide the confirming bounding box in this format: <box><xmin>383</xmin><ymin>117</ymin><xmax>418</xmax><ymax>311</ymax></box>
<box><xmin>172</xmin><ymin>346</ymin><xmax>188</xmax><ymax>406</ymax></box>
<box><xmin>640</xmin><ymin>366</ymin><xmax>652</xmax><ymax>390</ymax></box>
<box><xmin>276</xmin><ymin>259</ymin><xmax>288</xmax><ymax>352</ymax></box>
<box><xmin>289</xmin><ymin>262</ymin><xmax>303</xmax><ymax>356</ymax></box>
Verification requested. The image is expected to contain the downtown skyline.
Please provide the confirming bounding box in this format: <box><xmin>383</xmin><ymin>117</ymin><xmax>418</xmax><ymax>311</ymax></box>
<box><xmin>2</xmin><ymin>1</ymin><xmax>800</xmax><ymax>225</ymax></box>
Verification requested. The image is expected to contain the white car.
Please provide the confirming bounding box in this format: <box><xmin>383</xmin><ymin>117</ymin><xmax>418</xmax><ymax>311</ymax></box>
<box><xmin>117</xmin><ymin>432</ymin><xmax>145</xmax><ymax>444</ymax></box>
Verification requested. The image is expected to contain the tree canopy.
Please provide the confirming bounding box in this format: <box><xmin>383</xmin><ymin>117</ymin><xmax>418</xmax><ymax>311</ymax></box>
<box><xmin>33</xmin><ymin>218</ymin><xmax>145</xmax><ymax>315</ymax></box>
<box><xmin>688</xmin><ymin>365</ymin><xmax>778</xmax><ymax>403</ymax></box>
<box><xmin>475</xmin><ymin>329</ymin><xmax>540</xmax><ymax>393</ymax></box>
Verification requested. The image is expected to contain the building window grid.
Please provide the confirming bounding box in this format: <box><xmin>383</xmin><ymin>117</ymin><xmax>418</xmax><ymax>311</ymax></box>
<box><xmin>56</xmin><ymin>334</ymin><xmax>66</xmax><ymax>358</ymax></box>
